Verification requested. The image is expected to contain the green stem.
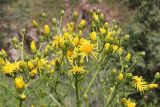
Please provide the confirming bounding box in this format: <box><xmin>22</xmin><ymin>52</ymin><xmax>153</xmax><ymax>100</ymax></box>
<box><xmin>84</xmin><ymin>65</ymin><xmax>100</xmax><ymax>95</ymax></box>
<box><xmin>75</xmin><ymin>75</ymin><xmax>81</xmax><ymax>107</ymax></box>
<box><xmin>19</xmin><ymin>100</ymin><xmax>22</xmax><ymax>107</ymax></box>
<box><xmin>105</xmin><ymin>84</ymin><xmax>118</xmax><ymax>107</ymax></box>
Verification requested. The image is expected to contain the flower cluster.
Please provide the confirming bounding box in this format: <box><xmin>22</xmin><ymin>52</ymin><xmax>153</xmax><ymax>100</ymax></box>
<box><xmin>0</xmin><ymin>9</ymin><xmax>159</xmax><ymax>107</ymax></box>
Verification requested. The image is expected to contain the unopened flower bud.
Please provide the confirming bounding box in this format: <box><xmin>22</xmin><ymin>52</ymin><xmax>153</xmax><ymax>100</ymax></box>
<box><xmin>21</xmin><ymin>28</ymin><xmax>26</xmax><ymax>34</ymax></box>
<box><xmin>154</xmin><ymin>72</ymin><xmax>160</xmax><ymax>79</ymax></box>
<box><xmin>99</xmin><ymin>13</ymin><xmax>104</xmax><ymax>21</ymax></box>
<box><xmin>60</xmin><ymin>10</ymin><xmax>65</xmax><ymax>16</ymax></box>
<box><xmin>20</xmin><ymin>93</ymin><xmax>26</xmax><ymax>101</ymax></box>
<box><xmin>126</xmin><ymin>73</ymin><xmax>132</xmax><ymax>79</ymax></box>
<box><xmin>117</xmin><ymin>73</ymin><xmax>124</xmax><ymax>81</ymax></box>
<box><xmin>124</xmin><ymin>34</ymin><xmax>129</xmax><ymax>40</ymax></box>
<box><xmin>12</xmin><ymin>37</ymin><xmax>18</xmax><ymax>44</ymax></box>
<box><xmin>125</xmin><ymin>53</ymin><xmax>131</xmax><ymax>62</ymax></box>
<box><xmin>111</xmin><ymin>69</ymin><xmax>117</xmax><ymax>75</ymax></box>
<box><xmin>83</xmin><ymin>94</ymin><xmax>89</xmax><ymax>101</ymax></box>
<box><xmin>104</xmin><ymin>22</ymin><xmax>109</xmax><ymax>29</ymax></box>
<box><xmin>41</xmin><ymin>12</ymin><xmax>47</xmax><ymax>18</ymax></box>
<box><xmin>52</xmin><ymin>18</ymin><xmax>57</xmax><ymax>25</ymax></box>
<box><xmin>32</xmin><ymin>20</ymin><xmax>39</xmax><ymax>28</ymax></box>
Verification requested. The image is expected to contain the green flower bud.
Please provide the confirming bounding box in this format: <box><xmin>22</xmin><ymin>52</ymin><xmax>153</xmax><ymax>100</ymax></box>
<box><xmin>138</xmin><ymin>51</ymin><xmax>145</xmax><ymax>56</ymax></box>
<box><xmin>60</xmin><ymin>10</ymin><xmax>65</xmax><ymax>16</ymax></box>
<box><xmin>73</xmin><ymin>11</ymin><xmax>78</xmax><ymax>21</ymax></box>
<box><xmin>126</xmin><ymin>73</ymin><xmax>132</xmax><ymax>79</ymax></box>
<box><xmin>83</xmin><ymin>94</ymin><xmax>89</xmax><ymax>101</ymax></box>
<box><xmin>124</xmin><ymin>34</ymin><xmax>129</xmax><ymax>40</ymax></box>
<box><xmin>111</xmin><ymin>69</ymin><xmax>117</xmax><ymax>75</ymax></box>
<box><xmin>40</xmin><ymin>36</ymin><xmax>45</xmax><ymax>42</ymax></box>
<box><xmin>154</xmin><ymin>72</ymin><xmax>160</xmax><ymax>79</ymax></box>
<box><xmin>21</xmin><ymin>28</ymin><xmax>26</xmax><ymax>34</ymax></box>
<box><xmin>19</xmin><ymin>61</ymin><xmax>26</xmax><ymax>69</ymax></box>
<box><xmin>12</xmin><ymin>37</ymin><xmax>18</xmax><ymax>44</ymax></box>
<box><xmin>24</xmin><ymin>55</ymin><xmax>30</xmax><ymax>61</ymax></box>
<box><xmin>104</xmin><ymin>22</ymin><xmax>109</xmax><ymax>29</ymax></box>
<box><xmin>41</xmin><ymin>12</ymin><xmax>47</xmax><ymax>18</ymax></box>
<box><xmin>99</xmin><ymin>13</ymin><xmax>104</xmax><ymax>21</ymax></box>
<box><xmin>52</xmin><ymin>18</ymin><xmax>57</xmax><ymax>25</ymax></box>
<box><xmin>36</xmin><ymin>51</ymin><xmax>41</xmax><ymax>58</ymax></box>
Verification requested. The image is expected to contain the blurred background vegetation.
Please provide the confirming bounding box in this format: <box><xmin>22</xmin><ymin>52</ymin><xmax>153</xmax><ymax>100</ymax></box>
<box><xmin>0</xmin><ymin>0</ymin><xmax>160</xmax><ymax>106</ymax></box>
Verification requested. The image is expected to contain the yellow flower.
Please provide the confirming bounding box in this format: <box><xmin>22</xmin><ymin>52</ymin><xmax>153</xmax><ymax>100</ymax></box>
<box><xmin>93</xmin><ymin>12</ymin><xmax>99</xmax><ymax>21</ymax></box>
<box><xmin>106</xmin><ymin>31</ymin><xmax>113</xmax><ymax>40</ymax></box>
<box><xmin>79</xmin><ymin>41</ymin><xmax>97</xmax><ymax>61</ymax></box>
<box><xmin>72</xmin><ymin>37</ymin><xmax>86</xmax><ymax>46</ymax></box>
<box><xmin>52</xmin><ymin>36</ymin><xmax>65</xmax><ymax>48</ymax></box>
<box><xmin>80</xmin><ymin>19</ymin><xmax>86</xmax><ymax>26</ymax></box>
<box><xmin>0</xmin><ymin>58</ymin><xmax>5</xmax><ymax>65</ymax></box>
<box><xmin>112</xmin><ymin>45</ymin><xmax>119</xmax><ymax>53</ymax></box>
<box><xmin>148</xmin><ymin>84</ymin><xmax>158</xmax><ymax>89</ymax></box>
<box><xmin>125</xmin><ymin>53</ymin><xmax>131</xmax><ymax>62</ymax></box>
<box><xmin>117</xmin><ymin>47</ymin><xmax>124</xmax><ymax>55</ymax></box>
<box><xmin>100</xmin><ymin>28</ymin><xmax>106</xmax><ymax>34</ymax></box>
<box><xmin>29</xmin><ymin>68</ymin><xmax>37</xmax><ymax>77</ymax></box>
<box><xmin>67</xmin><ymin>22</ymin><xmax>74</xmax><ymax>32</ymax></box>
<box><xmin>20</xmin><ymin>93</ymin><xmax>27</xmax><ymax>100</ymax></box>
<box><xmin>132</xmin><ymin>76</ymin><xmax>148</xmax><ymax>93</ymax></box>
<box><xmin>0</xmin><ymin>49</ymin><xmax>7</xmax><ymax>57</ymax></box>
<box><xmin>44</xmin><ymin>25</ymin><xmax>50</xmax><ymax>34</ymax></box>
<box><xmin>70</xmin><ymin>65</ymin><xmax>85</xmax><ymax>75</ymax></box>
<box><xmin>90</xmin><ymin>32</ymin><xmax>97</xmax><ymax>41</ymax></box>
<box><xmin>32</xmin><ymin>20</ymin><xmax>39</xmax><ymax>28</ymax></box>
<box><xmin>122</xmin><ymin>98</ymin><xmax>136</xmax><ymax>107</ymax></box>
<box><xmin>28</xmin><ymin>61</ymin><xmax>34</xmax><ymax>70</ymax></box>
<box><xmin>15</xmin><ymin>76</ymin><xmax>25</xmax><ymax>89</ymax></box>
<box><xmin>30</xmin><ymin>40</ymin><xmax>36</xmax><ymax>52</ymax></box>
<box><xmin>105</xmin><ymin>43</ymin><xmax>111</xmax><ymax>51</ymax></box>
<box><xmin>2</xmin><ymin>61</ymin><xmax>19</xmax><ymax>74</ymax></box>
<box><xmin>35</xmin><ymin>58</ymin><xmax>48</xmax><ymax>69</ymax></box>
<box><xmin>64</xmin><ymin>32</ymin><xmax>73</xmax><ymax>41</ymax></box>
<box><xmin>117</xmin><ymin>73</ymin><xmax>124</xmax><ymax>81</ymax></box>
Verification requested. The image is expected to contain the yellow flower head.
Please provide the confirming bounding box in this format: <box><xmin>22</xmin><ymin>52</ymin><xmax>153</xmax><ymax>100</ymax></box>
<box><xmin>67</xmin><ymin>22</ymin><xmax>74</xmax><ymax>32</ymax></box>
<box><xmin>15</xmin><ymin>76</ymin><xmax>25</xmax><ymax>89</ymax></box>
<box><xmin>100</xmin><ymin>28</ymin><xmax>106</xmax><ymax>35</ymax></box>
<box><xmin>44</xmin><ymin>25</ymin><xmax>50</xmax><ymax>34</ymax></box>
<box><xmin>2</xmin><ymin>61</ymin><xmax>19</xmax><ymax>74</ymax></box>
<box><xmin>117</xmin><ymin>47</ymin><xmax>124</xmax><ymax>55</ymax></box>
<box><xmin>20</xmin><ymin>93</ymin><xmax>27</xmax><ymax>100</ymax></box>
<box><xmin>28</xmin><ymin>61</ymin><xmax>34</xmax><ymax>70</ymax></box>
<box><xmin>32</xmin><ymin>20</ymin><xmax>39</xmax><ymax>28</ymax></box>
<box><xmin>90</xmin><ymin>32</ymin><xmax>97</xmax><ymax>41</ymax></box>
<box><xmin>0</xmin><ymin>49</ymin><xmax>7</xmax><ymax>57</ymax></box>
<box><xmin>112</xmin><ymin>45</ymin><xmax>119</xmax><ymax>53</ymax></box>
<box><xmin>117</xmin><ymin>73</ymin><xmax>124</xmax><ymax>81</ymax></box>
<box><xmin>0</xmin><ymin>58</ymin><xmax>5</xmax><ymax>65</ymax></box>
<box><xmin>79</xmin><ymin>41</ymin><xmax>97</xmax><ymax>61</ymax></box>
<box><xmin>80</xmin><ymin>19</ymin><xmax>86</xmax><ymax>26</ymax></box>
<box><xmin>132</xmin><ymin>76</ymin><xmax>148</xmax><ymax>93</ymax></box>
<box><xmin>64</xmin><ymin>32</ymin><xmax>73</xmax><ymax>41</ymax></box>
<box><xmin>35</xmin><ymin>58</ymin><xmax>48</xmax><ymax>69</ymax></box>
<box><xmin>125</xmin><ymin>53</ymin><xmax>131</xmax><ymax>62</ymax></box>
<box><xmin>70</xmin><ymin>65</ymin><xmax>85</xmax><ymax>75</ymax></box>
<box><xmin>148</xmin><ymin>83</ymin><xmax>158</xmax><ymax>89</ymax></box>
<box><xmin>30</xmin><ymin>40</ymin><xmax>36</xmax><ymax>52</ymax></box>
<box><xmin>52</xmin><ymin>36</ymin><xmax>65</xmax><ymax>48</ymax></box>
<box><xmin>106</xmin><ymin>31</ymin><xmax>113</xmax><ymax>40</ymax></box>
<box><xmin>93</xmin><ymin>12</ymin><xmax>99</xmax><ymax>21</ymax></box>
<box><xmin>105</xmin><ymin>43</ymin><xmax>111</xmax><ymax>51</ymax></box>
<box><xmin>29</xmin><ymin>68</ymin><xmax>37</xmax><ymax>77</ymax></box>
<box><xmin>122</xmin><ymin>98</ymin><xmax>136</xmax><ymax>107</ymax></box>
